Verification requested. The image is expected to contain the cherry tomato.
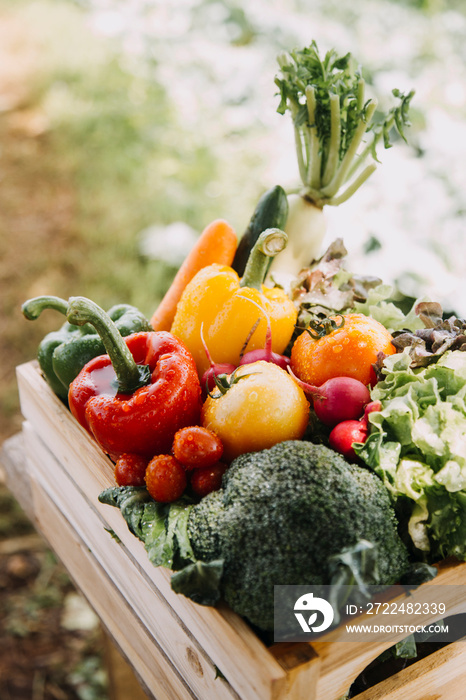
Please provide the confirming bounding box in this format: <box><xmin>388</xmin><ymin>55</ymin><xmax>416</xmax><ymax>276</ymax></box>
<box><xmin>173</xmin><ymin>426</ymin><xmax>224</xmax><ymax>469</ymax></box>
<box><xmin>201</xmin><ymin>361</ymin><xmax>309</xmax><ymax>462</ymax></box>
<box><xmin>145</xmin><ymin>455</ymin><xmax>187</xmax><ymax>503</ymax></box>
<box><xmin>190</xmin><ymin>462</ymin><xmax>228</xmax><ymax>497</ymax></box>
<box><xmin>114</xmin><ymin>453</ymin><xmax>148</xmax><ymax>487</ymax></box>
<box><xmin>291</xmin><ymin>313</ymin><xmax>395</xmax><ymax>388</ymax></box>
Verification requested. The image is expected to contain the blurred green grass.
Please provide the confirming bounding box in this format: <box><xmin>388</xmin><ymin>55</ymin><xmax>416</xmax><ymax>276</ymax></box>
<box><xmin>14</xmin><ymin>1</ymin><xmax>224</xmax><ymax>313</ymax></box>
<box><xmin>0</xmin><ymin>0</ymin><xmax>261</xmax><ymax>440</ymax></box>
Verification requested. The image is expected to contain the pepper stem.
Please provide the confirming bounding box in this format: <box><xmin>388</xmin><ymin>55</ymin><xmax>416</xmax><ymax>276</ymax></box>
<box><xmin>240</xmin><ymin>228</ymin><xmax>288</xmax><ymax>290</ymax></box>
<box><xmin>66</xmin><ymin>296</ymin><xmax>151</xmax><ymax>394</ymax></box>
<box><xmin>22</xmin><ymin>295</ymin><xmax>69</xmax><ymax>321</ymax></box>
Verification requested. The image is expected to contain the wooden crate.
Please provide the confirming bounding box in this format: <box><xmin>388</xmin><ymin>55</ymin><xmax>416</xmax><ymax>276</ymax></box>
<box><xmin>8</xmin><ymin>360</ymin><xmax>466</xmax><ymax>700</ymax></box>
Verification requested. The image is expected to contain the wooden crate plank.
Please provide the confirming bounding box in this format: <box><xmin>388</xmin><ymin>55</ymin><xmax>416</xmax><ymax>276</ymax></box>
<box><xmin>270</xmin><ymin>643</ymin><xmax>320</xmax><ymax>700</ymax></box>
<box><xmin>16</xmin><ymin>360</ymin><xmax>291</xmax><ymax>700</ymax></box>
<box><xmin>23</xmin><ymin>422</ymin><xmax>239</xmax><ymax>700</ymax></box>
<box><xmin>355</xmin><ymin>638</ymin><xmax>466</xmax><ymax>700</ymax></box>
<box><xmin>16</xmin><ymin>361</ymin><xmax>115</xmax><ymax>493</ymax></box>
<box><xmin>102</xmin><ymin>632</ymin><xmax>152</xmax><ymax>700</ymax></box>
<box><xmin>0</xmin><ymin>432</ymin><xmax>35</xmax><ymax>520</ymax></box>
<box><xmin>29</xmin><ymin>471</ymin><xmax>198</xmax><ymax>700</ymax></box>
<box><xmin>311</xmin><ymin>561</ymin><xmax>466</xmax><ymax>699</ymax></box>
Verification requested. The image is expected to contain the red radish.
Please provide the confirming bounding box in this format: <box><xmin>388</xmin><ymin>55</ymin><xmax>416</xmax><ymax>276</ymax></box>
<box><xmin>329</xmin><ymin>400</ymin><xmax>382</xmax><ymax>461</ymax></box>
<box><xmin>238</xmin><ymin>297</ymin><xmax>290</xmax><ymax>370</ymax></box>
<box><xmin>199</xmin><ymin>322</ymin><xmax>236</xmax><ymax>397</ymax></box>
<box><xmin>362</xmin><ymin>400</ymin><xmax>382</xmax><ymax>422</ymax></box>
<box><xmin>288</xmin><ymin>367</ymin><xmax>370</xmax><ymax>427</ymax></box>
<box><xmin>329</xmin><ymin>420</ymin><xmax>368</xmax><ymax>461</ymax></box>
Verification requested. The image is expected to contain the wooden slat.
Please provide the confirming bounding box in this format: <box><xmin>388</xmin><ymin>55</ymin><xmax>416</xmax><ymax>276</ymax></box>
<box><xmin>16</xmin><ymin>362</ymin><xmax>292</xmax><ymax>700</ymax></box>
<box><xmin>102</xmin><ymin>631</ymin><xmax>152</xmax><ymax>700</ymax></box>
<box><xmin>311</xmin><ymin>559</ymin><xmax>466</xmax><ymax>699</ymax></box>
<box><xmin>355</xmin><ymin>638</ymin><xmax>466</xmax><ymax>700</ymax></box>
<box><xmin>23</xmin><ymin>421</ymin><xmax>239</xmax><ymax>700</ymax></box>
<box><xmin>16</xmin><ymin>362</ymin><xmax>115</xmax><ymax>494</ymax></box>
<box><xmin>270</xmin><ymin>643</ymin><xmax>320</xmax><ymax>700</ymax></box>
<box><xmin>29</xmin><ymin>471</ymin><xmax>195</xmax><ymax>700</ymax></box>
<box><xmin>0</xmin><ymin>432</ymin><xmax>35</xmax><ymax>520</ymax></box>
<box><xmin>2</xmin><ymin>433</ymin><xmax>151</xmax><ymax>699</ymax></box>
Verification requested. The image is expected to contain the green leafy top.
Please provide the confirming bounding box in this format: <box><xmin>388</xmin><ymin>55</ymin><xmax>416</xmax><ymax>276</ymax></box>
<box><xmin>275</xmin><ymin>41</ymin><xmax>414</xmax><ymax>207</ymax></box>
<box><xmin>289</xmin><ymin>239</ymin><xmax>424</xmax><ymax>341</ymax></box>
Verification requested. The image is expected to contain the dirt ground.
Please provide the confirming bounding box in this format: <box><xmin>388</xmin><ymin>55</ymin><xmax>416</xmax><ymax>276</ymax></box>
<box><xmin>0</xmin><ymin>10</ymin><xmax>79</xmax><ymax>445</ymax></box>
<box><xmin>0</xmin><ymin>11</ymin><xmax>110</xmax><ymax>699</ymax></box>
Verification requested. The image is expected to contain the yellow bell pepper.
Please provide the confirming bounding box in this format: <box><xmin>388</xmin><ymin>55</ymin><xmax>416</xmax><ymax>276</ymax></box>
<box><xmin>171</xmin><ymin>229</ymin><xmax>297</xmax><ymax>378</ymax></box>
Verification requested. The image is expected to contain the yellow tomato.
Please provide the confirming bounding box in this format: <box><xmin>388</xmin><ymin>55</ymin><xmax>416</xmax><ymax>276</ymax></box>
<box><xmin>201</xmin><ymin>361</ymin><xmax>309</xmax><ymax>462</ymax></box>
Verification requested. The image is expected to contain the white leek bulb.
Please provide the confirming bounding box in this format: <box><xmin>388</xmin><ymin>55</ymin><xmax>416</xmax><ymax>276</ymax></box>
<box><xmin>266</xmin><ymin>193</ymin><xmax>326</xmax><ymax>292</ymax></box>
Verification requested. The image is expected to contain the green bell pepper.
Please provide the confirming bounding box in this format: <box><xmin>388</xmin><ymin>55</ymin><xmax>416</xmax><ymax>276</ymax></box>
<box><xmin>22</xmin><ymin>295</ymin><xmax>152</xmax><ymax>402</ymax></box>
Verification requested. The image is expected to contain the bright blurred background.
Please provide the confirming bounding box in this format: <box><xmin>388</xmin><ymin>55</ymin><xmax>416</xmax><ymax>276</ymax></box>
<box><xmin>3</xmin><ymin>0</ymin><xmax>466</xmax><ymax>441</ymax></box>
<box><xmin>1</xmin><ymin>0</ymin><xmax>466</xmax><ymax>697</ymax></box>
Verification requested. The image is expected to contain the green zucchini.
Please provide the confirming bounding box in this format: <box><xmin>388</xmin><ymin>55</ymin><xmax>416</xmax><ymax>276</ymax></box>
<box><xmin>232</xmin><ymin>185</ymin><xmax>289</xmax><ymax>277</ymax></box>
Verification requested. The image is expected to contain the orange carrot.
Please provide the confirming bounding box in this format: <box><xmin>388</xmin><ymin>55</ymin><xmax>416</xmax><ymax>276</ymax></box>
<box><xmin>150</xmin><ymin>219</ymin><xmax>237</xmax><ymax>331</ymax></box>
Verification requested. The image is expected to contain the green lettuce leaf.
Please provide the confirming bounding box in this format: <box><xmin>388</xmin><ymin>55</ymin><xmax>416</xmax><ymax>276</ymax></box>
<box><xmin>357</xmin><ymin>349</ymin><xmax>466</xmax><ymax>561</ymax></box>
<box><xmin>99</xmin><ymin>486</ymin><xmax>224</xmax><ymax>606</ymax></box>
<box><xmin>171</xmin><ymin>560</ymin><xmax>224</xmax><ymax>606</ymax></box>
<box><xmin>353</xmin><ymin>285</ymin><xmax>425</xmax><ymax>333</ymax></box>
<box><xmin>394</xmin><ymin>460</ymin><xmax>435</xmax><ymax>502</ymax></box>
<box><xmin>98</xmin><ymin>486</ymin><xmax>152</xmax><ymax>539</ymax></box>
<box><xmin>99</xmin><ymin>486</ymin><xmax>196</xmax><ymax>570</ymax></box>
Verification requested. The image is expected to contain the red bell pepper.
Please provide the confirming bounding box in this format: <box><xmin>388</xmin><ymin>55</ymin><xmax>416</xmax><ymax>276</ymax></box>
<box><xmin>65</xmin><ymin>297</ymin><xmax>202</xmax><ymax>459</ymax></box>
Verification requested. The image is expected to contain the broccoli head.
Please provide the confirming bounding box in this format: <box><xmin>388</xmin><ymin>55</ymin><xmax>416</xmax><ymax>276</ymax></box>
<box><xmin>187</xmin><ymin>440</ymin><xmax>409</xmax><ymax>630</ymax></box>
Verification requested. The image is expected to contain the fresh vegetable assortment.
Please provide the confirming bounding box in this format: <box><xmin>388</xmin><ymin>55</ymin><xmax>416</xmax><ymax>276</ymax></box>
<box><xmin>100</xmin><ymin>441</ymin><xmax>410</xmax><ymax>631</ymax></box>
<box><xmin>23</xmin><ymin>42</ymin><xmax>465</xmax><ymax>637</ymax></box>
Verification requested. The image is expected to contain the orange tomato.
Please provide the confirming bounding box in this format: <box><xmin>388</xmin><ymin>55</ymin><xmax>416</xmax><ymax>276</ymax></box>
<box><xmin>290</xmin><ymin>313</ymin><xmax>396</xmax><ymax>387</ymax></box>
